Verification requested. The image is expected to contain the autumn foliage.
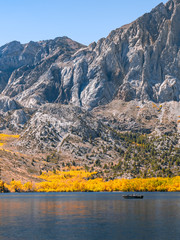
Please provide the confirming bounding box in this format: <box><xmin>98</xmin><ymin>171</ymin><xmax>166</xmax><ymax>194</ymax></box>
<box><xmin>0</xmin><ymin>133</ymin><xmax>19</xmax><ymax>149</ymax></box>
<box><xmin>4</xmin><ymin>180</ymin><xmax>33</xmax><ymax>192</ymax></box>
<box><xmin>35</xmin><ymin>171</ymin><xmax>180</xmax><ymax>192</ymax></box>
<box><xmin>1</xmin><ymin>168</ymin><xmax>180</xmax><ymax>193</ymax></box>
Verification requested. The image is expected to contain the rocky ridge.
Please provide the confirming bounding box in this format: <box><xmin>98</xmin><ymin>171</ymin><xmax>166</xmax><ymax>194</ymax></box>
<box><xmin>0</xmin><ymin>0</ymin><xmax>180</xmax><ymax>109</ymax></box>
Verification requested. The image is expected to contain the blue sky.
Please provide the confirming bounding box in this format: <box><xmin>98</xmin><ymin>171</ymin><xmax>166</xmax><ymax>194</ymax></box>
<box><xmin>0</xmin><ymin>0</ymin><xmax>167</xmax><ymax>47</ymax></box>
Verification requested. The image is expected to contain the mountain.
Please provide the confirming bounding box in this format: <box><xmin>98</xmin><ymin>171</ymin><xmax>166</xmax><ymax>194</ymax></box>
<box><xmin>1</xmin><ymin>0</ymin><xmax>180</xmax><ymax>109</ymax></box>
<box><xmin>0</xmin><ymin>0</ymin><xmax>180</xmax><ymax>182</ymax></box>
<box><xmin>0</xmin><ymin>37</ymin><xmax>84</xmax><ymax>106</ymax></box>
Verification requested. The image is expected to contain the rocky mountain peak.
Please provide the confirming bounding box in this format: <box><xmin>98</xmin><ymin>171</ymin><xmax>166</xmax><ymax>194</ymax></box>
<box><xmin>0</xmin><ymin>0</ymin><xmax>180</xmax><ymax>110</ymax></box>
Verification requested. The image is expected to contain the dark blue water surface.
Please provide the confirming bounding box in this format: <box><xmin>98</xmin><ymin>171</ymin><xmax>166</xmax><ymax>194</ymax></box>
<box><xmin>0</xmin><ymin>192</ymin><xmax>180</xmax><ymax>240</ymax></box>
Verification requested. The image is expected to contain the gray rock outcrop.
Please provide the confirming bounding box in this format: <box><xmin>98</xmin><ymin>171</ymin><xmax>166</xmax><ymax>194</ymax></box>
<box><xmin>0</xmin><ymin>37</ymin><xmax>84</xmax><ymax>106</ymax></box>
<box><xmin>0</xmin><ymin>95</ymin><xmax>21</xmax><ymax>113</ymax></box>
<box><xmin>1</xmin><ymin>0</ymin><xmax>179</xmax><ymax>110</ymax></box>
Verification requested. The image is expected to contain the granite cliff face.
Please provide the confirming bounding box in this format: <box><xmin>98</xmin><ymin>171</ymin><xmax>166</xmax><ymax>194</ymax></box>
<box><xmin>1</xmin><ymin>0</ymin><xmax>180</xmax><ymax>109</ymax></box>
<box><xmin>0</xmin><ymin>0</ymin><xmax>180</xmax><ymax>182</ymax></box>
<box><xmin>0</xmin><ymin>37</ymin><xmax>84</xmax><ymax>106</ymax></box>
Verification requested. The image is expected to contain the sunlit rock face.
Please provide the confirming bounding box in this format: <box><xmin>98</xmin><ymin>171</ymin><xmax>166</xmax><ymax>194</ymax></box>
<box><xmin>0</xmin><ymin>0</ymin><xmax>180</xmax><ymax>111</ymax></box>
<box><xmin>0</xmin><ymin>37</ymin><xmax>84</xmax><ymax>106</ymax></box>
<box><xmin>0</xmin><ymin>95</ymin><xmax>21</xmax><ymax>113</ymax></box>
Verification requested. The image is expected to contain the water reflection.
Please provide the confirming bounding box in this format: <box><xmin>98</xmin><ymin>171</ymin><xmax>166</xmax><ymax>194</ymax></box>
<box><xmin>0</xmin><ymin>192</ymin><xmax>180</xmax><ymax>240</ymax></box>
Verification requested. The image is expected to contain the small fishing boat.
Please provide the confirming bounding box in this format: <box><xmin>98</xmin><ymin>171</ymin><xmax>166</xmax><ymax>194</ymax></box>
<box><xmin>123</xmin><ymin>194</ymin><xmax>143</xmax><ymax>199</ymax></box>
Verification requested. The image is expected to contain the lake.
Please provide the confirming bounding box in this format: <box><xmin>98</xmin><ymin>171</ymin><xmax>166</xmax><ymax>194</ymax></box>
<box><xmin>0</xmin><ymin>192</ymin><xmax>180</xmax><ymax>240</ymax></box>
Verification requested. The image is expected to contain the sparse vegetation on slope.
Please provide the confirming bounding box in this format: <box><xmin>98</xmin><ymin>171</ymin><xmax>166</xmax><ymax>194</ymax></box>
<box><xmin>0</xmin><ymin>133</ymin><xmax>19</xmax><ymax>149</ymax></box>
